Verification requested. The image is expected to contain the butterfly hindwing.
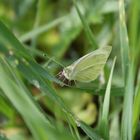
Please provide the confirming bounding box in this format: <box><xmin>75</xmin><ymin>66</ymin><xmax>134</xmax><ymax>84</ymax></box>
<box><xmin>73</xmin><ymin>63</ymin><xmax>105</xmax><ymax>82</ymax></box>
<box><xmin>70</xmin><ymin>46</ymin><xmax>112</xmax><ymax>82</ymax></box>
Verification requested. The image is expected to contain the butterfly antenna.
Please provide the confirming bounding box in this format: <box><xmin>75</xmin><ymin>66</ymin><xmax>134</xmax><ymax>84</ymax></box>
<box><xmin>43</xmin><ymin>54</ymin><xmax>65</xmax><ymax>68</ymax></box>
<box><xmin>56</xmin><ymin>71</ymin><xmax>62</xmax><ymax>77</ymax></box>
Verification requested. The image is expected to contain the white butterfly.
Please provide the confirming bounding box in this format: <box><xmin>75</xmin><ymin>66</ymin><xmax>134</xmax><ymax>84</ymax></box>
<box><xmin>62</xmin><ymin>46</ymin><xmax>112</xmax><ymax>83</ymax></box>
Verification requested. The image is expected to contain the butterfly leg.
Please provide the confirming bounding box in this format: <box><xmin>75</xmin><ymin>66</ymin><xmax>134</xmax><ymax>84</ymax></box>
<box><xmin>68</xmin><ymin>80</ymin><xmax>72</xmax><ymax>87</ymax></box>
<box><xmin>56</xmin><ymin>71</ymin><xmax>62</xmax><ymax>77</ymax></box>
<box><xmin>73</xmin><ymin>80</ymin><xmax>78</xmax><ymax>87</ymax></box>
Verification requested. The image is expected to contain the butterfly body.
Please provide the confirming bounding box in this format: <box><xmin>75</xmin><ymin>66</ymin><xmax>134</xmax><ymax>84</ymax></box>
<box><xmin>63</xmin><ymin>46</ymin><xmax>112</xmax><ymax>83</ymax></box>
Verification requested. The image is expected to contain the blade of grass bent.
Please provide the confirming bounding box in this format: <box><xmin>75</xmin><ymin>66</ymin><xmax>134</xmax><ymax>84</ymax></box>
<box><xmin>99</xmin><ymin>57</ymin><xmax>116</xmax><ymax>139</ymax></box>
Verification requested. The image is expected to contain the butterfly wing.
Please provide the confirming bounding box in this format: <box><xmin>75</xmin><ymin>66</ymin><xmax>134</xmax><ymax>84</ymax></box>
<box><xmin>71</xmin><ymin>46</ymin><xmax>112</xmax><ymax>82</ymax></box>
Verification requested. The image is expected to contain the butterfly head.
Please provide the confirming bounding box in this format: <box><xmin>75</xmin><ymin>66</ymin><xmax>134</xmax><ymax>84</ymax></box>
<box><xmin>63</xmin><ymin>66</ymin><xmax>73</xmax><ymax>80</ymax></box>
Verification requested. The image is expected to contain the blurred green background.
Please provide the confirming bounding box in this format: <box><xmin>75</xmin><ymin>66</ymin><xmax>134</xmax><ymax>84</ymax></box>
<box><xmin>0</xmin><ymin>0</ymin><xmax>140</xmax><ymax>140</ymax></box>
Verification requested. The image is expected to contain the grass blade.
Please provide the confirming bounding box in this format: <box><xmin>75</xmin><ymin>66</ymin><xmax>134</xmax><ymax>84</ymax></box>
<box><xmin>99</xmin><ymin>57</ymin><xmax>116</xmax><ymax>139</ymax></box>
<box><xmin>19</xmin><ymin>16</ymin><xmax>67</xmax><ymax>42</ymax></box>
<box><xmin>0</xmin><ymin>21</ymin><xmax>64</xmax><ymax>85</ymax></box>
<box><xmin>0</xmin><ymin>56</ymin><xmax>76</xmax><ymax>140</ymax></box>
<box><xmin>119</xmin><ymin>0</ymin><xmax>130</xmax><ymax>83</ymax></box>
<box><xmin>121</xmin><ymin>64</ymin><xmax>134</xmax><ymax>140</ymax></box>
<box><xmin>0</xmin><ymin>57</ymin><xmax>51</xmax><ymax>140</ymax></box>
<box><xmin>30</xmin><ymin>0</ymin><xmax>44</xmax><ymax>49</ymax></box>
<box><xmin>0</xmin><ymin>21</ymin><xmax>32</xmax><ymax>60</ymax></box>
<box><xmin>0</xmin><ymin>21</ymin><xmax>78</xmax><ymax>139</ymax></box>
<box><xmin>132</xmin><ymin>73</ymin><xmax>140</xmax><ymax>139</ymax></box>
<box><xmin>119</xmin><ymin>0</ymin><xmax>135</xmax><ymax>139</ymax></box>
<box><xmin>129</xmin><ymin>0</ymin><xmax>140</xmax><ymax>54</ymax></box>
<box><xmin>73</xmin><ymin>0</ymin><xmax>99</xmax><ymax>49</ymax></box>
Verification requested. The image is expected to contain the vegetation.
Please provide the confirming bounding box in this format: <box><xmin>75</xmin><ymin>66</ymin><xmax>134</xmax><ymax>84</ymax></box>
<box><xmin>0</xmin><ymin>0</ymin><xmax>140</xmax><ymax>140</ymax></box>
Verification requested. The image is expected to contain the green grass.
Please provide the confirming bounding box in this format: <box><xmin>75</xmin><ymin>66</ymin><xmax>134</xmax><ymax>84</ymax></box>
<box><xmin>0</xmin><ymin>0</ymin><xmax>140</xmax><ymax>140</ymax></box>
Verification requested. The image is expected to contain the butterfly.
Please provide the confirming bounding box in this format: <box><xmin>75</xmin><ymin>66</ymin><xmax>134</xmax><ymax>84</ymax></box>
<box><xmin>61</xmin><ymin>46</ymin><xmax>112</xmax><ymax>83</ymax></box>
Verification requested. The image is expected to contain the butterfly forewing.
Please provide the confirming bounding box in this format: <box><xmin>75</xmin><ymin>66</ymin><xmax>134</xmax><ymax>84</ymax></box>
<box><xmin>73</xmin><ymin>53</ymin><xmax>106</xmax><ymax>72</ymax></box>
